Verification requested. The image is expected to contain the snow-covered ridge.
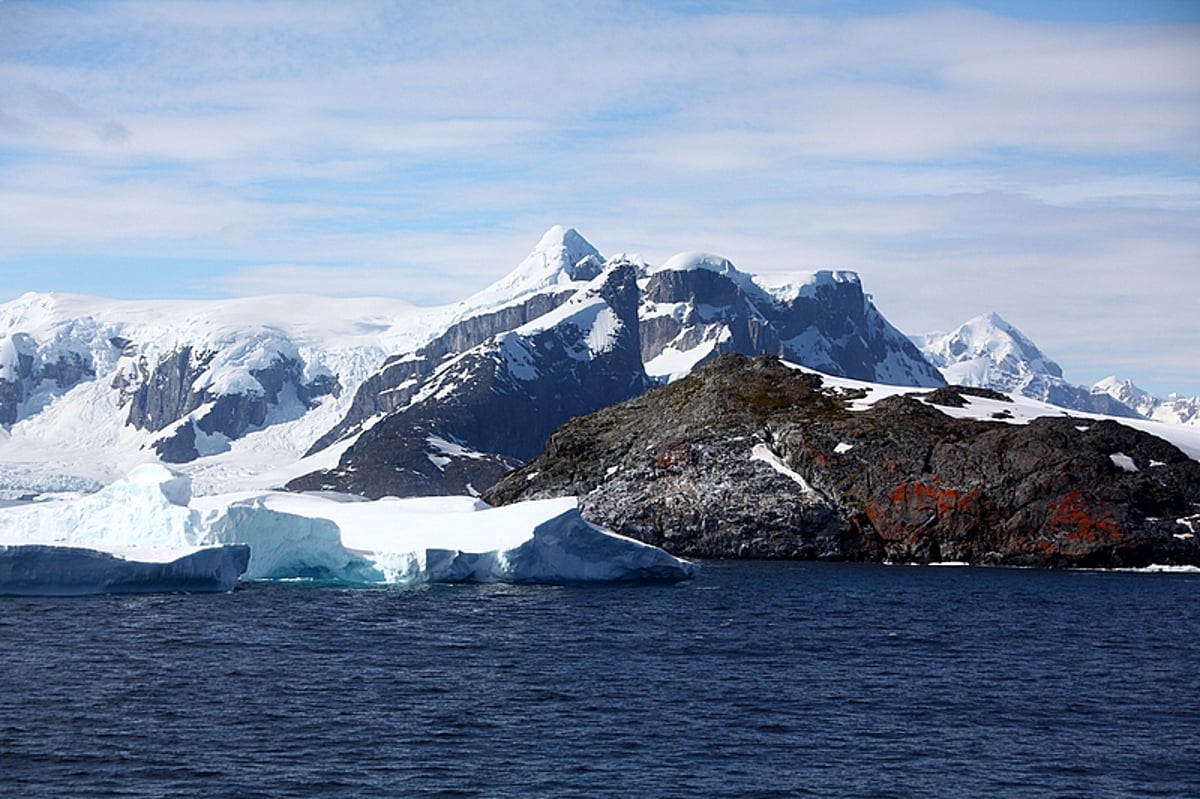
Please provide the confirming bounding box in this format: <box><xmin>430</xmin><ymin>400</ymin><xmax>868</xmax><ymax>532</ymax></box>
<box><xmin>1093</xmin><ymin>375</ymin><xmax>1200</xmax><ymax>427</ymax></box>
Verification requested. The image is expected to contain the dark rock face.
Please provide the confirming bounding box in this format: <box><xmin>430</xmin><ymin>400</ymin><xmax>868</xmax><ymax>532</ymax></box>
<box><xmin>639</xmin><ymin>268</ymin><xmax>783</xmax><ymax>366</ymax></box>
<box><xmin>486</xmin><ymin>354</ymin><xmax>1200</xmax><ymax>568</ymax></box>
<box><xmin>308</xmin><ymin>290</ymin><xmax>576</xmax><ymax>456</ymax></box>
<box><xmin>288</xmin><ymin>263</ymin><xmax>652</xmax><ymax>498</ymax></box>
<box><xmin>773</xmin><ymin>274</ymin><xmax>944</xmax><ymax>386</ymax></box>
<box><xmin>0</xmin><ymin>338</ymin><xmax>95</xmax><ymax>426</ymax></box>
<box><xmin>639</xmin><ymin>267</ymin><xmax>944</xmax><ymax>387</ymax></box>
<box><xmin>126</xmin><ymin>346</ymin><xmax>339</xmax><ymax>463</ymax></box>
<box><xmin>127</xmin><ymin>347</ymin><xmax>214</xmax><ymax>433</ymax></box>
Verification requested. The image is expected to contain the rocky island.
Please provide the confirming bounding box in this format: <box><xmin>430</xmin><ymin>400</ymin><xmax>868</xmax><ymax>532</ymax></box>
<box><xmin>485</xmin><ymin>354</ymin><xmax>1200</xmax><ymax>568</ymax></box>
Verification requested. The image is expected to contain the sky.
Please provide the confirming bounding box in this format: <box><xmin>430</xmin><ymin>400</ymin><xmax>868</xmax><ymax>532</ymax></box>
<box><xmin>1</xmin><ymin>0</ymin><xmax>1198</xmax><ymax>396</ymax></box>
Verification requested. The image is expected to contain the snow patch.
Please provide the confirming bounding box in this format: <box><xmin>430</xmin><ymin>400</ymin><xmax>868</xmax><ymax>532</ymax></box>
<box><xmin>426</xmin><ymin>435</ymin><xmax>491</xmax><ymax>470</ymax></box>
<box><xmin>1109</xmin><ymin>453</ymin><xmax>1138</xmax><ymax>473</ymax></box>
<box><xmin>750</xmin><ymin>443</ymin><xmax>817</xmax><ymax>495</ymax></box>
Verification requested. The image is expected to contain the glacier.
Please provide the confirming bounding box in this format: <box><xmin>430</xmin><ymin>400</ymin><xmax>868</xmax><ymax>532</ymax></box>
<box><xmin>0</xmin><ymin>464</ymin><xmax>697</xmax><ymax>594</ymax></box>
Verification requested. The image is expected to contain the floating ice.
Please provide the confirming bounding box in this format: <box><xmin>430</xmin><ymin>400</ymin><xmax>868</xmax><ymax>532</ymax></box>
<box><xmin>0</xmin><ymin>465</ymin><xmax>697</xmax><ymax>593</ymax></box>
<box><xmin>0</xmin><ymin>543</ymin><xmax>249</xmax><ymax>596</ymax></box>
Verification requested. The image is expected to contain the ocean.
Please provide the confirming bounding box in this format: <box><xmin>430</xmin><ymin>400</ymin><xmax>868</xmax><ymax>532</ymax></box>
<box><xmin>2</xmin><ymin>561</ymin><xmax>1197</xmax><ymax>798</ymax></box>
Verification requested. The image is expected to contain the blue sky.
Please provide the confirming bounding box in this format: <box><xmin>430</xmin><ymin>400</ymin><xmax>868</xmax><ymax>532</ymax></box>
<box><xmin>1</xmin><ymin>0</ymin><xmax>1197</xmax><ymax>395</ymax></box>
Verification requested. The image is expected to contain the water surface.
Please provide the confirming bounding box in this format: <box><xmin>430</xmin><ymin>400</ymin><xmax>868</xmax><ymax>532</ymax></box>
<box><xmin>2</xmin><ymin>562</ymin><xmax>1197</xmax><ymax>798</ymax></box>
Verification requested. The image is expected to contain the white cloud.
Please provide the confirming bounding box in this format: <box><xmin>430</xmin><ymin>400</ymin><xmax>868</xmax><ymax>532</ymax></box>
<box><xmin>0</xmin><ymin>1</ymin><xmax>1197</xmax><ymax>395</ymax></box>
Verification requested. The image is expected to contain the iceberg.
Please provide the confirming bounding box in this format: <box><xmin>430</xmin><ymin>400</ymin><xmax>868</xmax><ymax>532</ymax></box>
<box><xmin>0</xmin><ymin>465</ymin><xmax>697</xmax><ymax>594</ymax></box>
<box><xmin>0</xmin><ymin>543</ymin><xmax>249</xmax><ymax>596</ymax></box>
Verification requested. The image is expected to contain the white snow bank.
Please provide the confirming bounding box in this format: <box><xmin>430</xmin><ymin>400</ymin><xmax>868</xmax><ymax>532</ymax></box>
<box><xmin>0</xmin><ymin>466</ymin><xmax>698</xmax><ymax>591</ymax></box>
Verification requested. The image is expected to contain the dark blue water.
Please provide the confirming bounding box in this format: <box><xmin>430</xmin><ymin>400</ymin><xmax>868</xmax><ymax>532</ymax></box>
<box><xmin>1</xmin><ymin>562</ymin><xmax>1198</xmax><ymax>799</ymax></box>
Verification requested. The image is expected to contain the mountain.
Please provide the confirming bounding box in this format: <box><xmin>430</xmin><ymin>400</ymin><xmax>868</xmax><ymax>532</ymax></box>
<box><xmin>912</xmin><ymin>312</ymin><xmax>1140</xmax><ymax>418</ymax></box>
<box><xmin>486</xmin><ymin>354</ymin><xmax>1200</xmax><ymax>568</ymax></box>
<box><xmin>0</xmin><ymin>226</ymin><xmax>943</xmax><ymax>499</ymax></box>
<box><xmin>0</xmin><ymin>293</ymin><xmax>423</xmax><ymax>496</ymax></box>
<box><xmin>640</xmin><ymin>254</ymin><xmax>944</xmax><ymax>387</ymax></box>
<box><xmin>286</xmin><ymin>227</ymin><xmax>943</xmax><ymax>497</ymax></box>
<box><xmin>286</xmin><ymin>261</ymin><xmax>649</xmax><ymax>497</ymax></box>
<box><xmin>1092</xmin><ymin>376</ymin><xmax>1200</xmax><ymax>427</ymax></box>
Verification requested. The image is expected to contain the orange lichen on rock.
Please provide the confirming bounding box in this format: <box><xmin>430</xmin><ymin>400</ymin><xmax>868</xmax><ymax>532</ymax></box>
<box><xmin>887</xmin><ymin>480</ymin><xmax>981</xmax><ymax>517</ymax></box>
<box><xmin>1045</xmin><ymin>491</ymin><xmax>1125</xmax><ymax>546</ymax></box>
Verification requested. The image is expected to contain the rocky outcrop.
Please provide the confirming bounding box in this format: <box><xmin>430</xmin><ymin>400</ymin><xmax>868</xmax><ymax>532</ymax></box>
<box><xmin>127</xmin><ymin>345</ymin><xmax>339</xmax><ymax>463</ymax></box>
<box><xmin>288</xmin><ymin>262</ymin><xmax>651</xmax><ymax>498</ymax></box>
<box><xmin>0</xmin><ymin>333</ymin><xmax>94</xmax><ymax>425</ymax></box>
<box><xmin>486</xmin><ymin>354</ymin><xmax>1200</xmax><ymax>568</ymax></box>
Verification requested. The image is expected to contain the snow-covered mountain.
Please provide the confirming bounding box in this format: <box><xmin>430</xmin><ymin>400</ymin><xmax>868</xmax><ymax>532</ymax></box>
<box><xmin>0</xmin><ymin>293</ymin><xmax>429</xmax><ymax>495</ymax></box>
<box><xmin>640</xmin><ymin>254</ymin><xmax>943</xmax><ymax>386</ymax></box>
<box><xmin>288</xmin><ymin>260</ymin><xmax>649</xmax><ymax>497</ymax></box>
<box><xmin>912</xmin><ymin>312</ymin><xmax>1141</xmax><ymax>418</ymax></box>
<box><xmin>284</xmin><ymin>228</ymin><xmax>943</xmax><ymax>496</ymax></box>
<box><xmin>1092</xmin><ymin>376</ymin><xmax>1200</xmax><ymax>427</ymax></box>
<box><xmin>0</xmin><ymin>225</ymin><xmax>944</xmax><ymax>499</ymax></box>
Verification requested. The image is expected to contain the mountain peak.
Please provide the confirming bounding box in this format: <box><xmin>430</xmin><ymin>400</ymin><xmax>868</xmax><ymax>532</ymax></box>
<box><xmin>920</xmin><ymin>312</ymin><xmax>1061</xmax><ymax>377</ymax></box>
<box><xmin>911</xmin><ymin>312</ymin><xmax>1149</xmax><ymax>418</ymax></box>
<box><xmin>469</xmin><ymin>226</ymin><xmax>604</xmax><ymax>310</ymax></box>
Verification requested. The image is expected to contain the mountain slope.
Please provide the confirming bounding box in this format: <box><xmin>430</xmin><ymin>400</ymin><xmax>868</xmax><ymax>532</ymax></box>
<box><xmin>0</xmin><ymin>225</ymin><xmax>956</xmax><ymax>499</ymax></box>
<box><xmin>287</xmin><ymin>262</ymin><xmax>648</xmax><ymax>497</ymax></box>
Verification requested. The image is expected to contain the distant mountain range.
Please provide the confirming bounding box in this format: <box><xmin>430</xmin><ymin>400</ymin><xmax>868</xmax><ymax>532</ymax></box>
<box><xmin>0</xmin><ymin>226</ymin><xmax>1194</xmax><ymax>501</ymax></box>
<box><xmin>910</xmin><ymin>312</ymin><xmax>1199</xmax><ymax>426</ymax></box>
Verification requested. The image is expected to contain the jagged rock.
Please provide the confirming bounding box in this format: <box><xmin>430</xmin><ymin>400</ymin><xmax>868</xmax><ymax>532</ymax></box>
<box><xmin>486</xmin><ymin>354</ymin><xmax>1200</xmax><ymax>567</ymax></box>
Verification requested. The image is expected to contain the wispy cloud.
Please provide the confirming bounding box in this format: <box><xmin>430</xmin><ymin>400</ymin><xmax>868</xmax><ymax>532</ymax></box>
<box><xmin>0</xmin><ymin>0</ymin><xmax>1197</xmax><ymax>394</ymax></box>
